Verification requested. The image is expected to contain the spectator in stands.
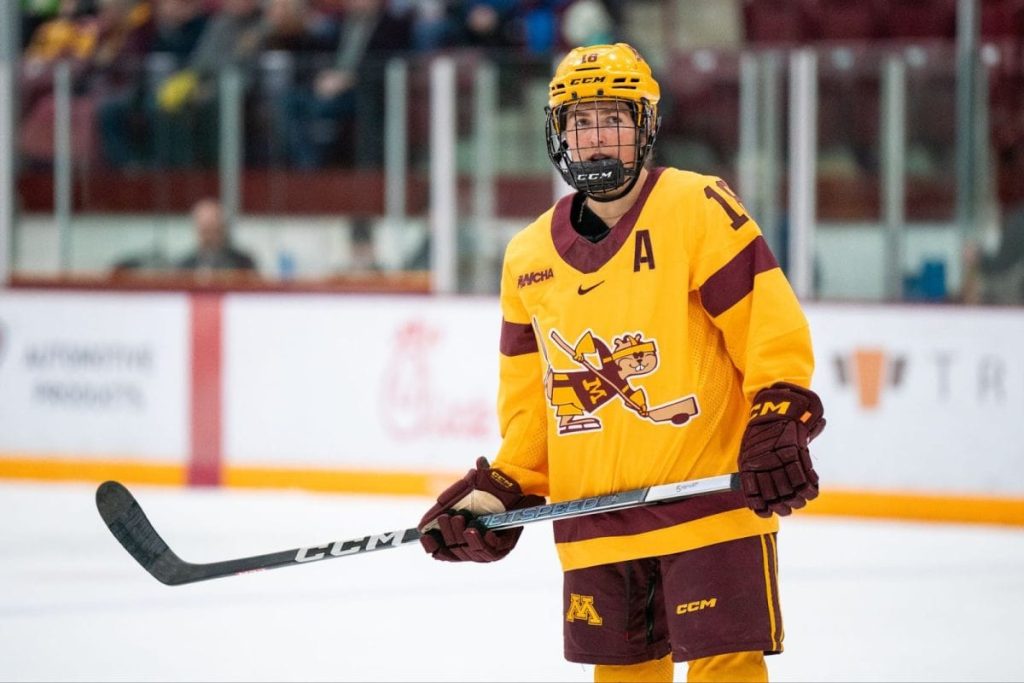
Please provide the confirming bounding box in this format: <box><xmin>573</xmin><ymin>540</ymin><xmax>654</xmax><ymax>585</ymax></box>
<box><xmin>151</xmin><ymin>0</ymin><xmax>264</xmax><ymax>166</ymax></box>
<box><xmin>250</xmin><ymin>0</ymin><xmax>337</xmax><ymax>166</ymax></box>
<box><xmin>449</xmin><ymin>1</ymin><xmax>522</xmax><ymax>51</ymax></box>
<box><xmin>178</xmin><ymin>198</ymin><xmax>259</xmax><ymax>276</ymax></box>
<box><xmin>558</xmin><ymin>0</ymin><xmax>620</xmax><ymax>51</ymax></box>
<box><xmin>98</xmin><ymin>0</ymin><xmax>211</xmax><ymax>168</ymax></box>
<box><xmin>90</xmin><ymin>0</ymin><xmax>155</xmax><ymax>70</ymax></box>
<box><xmin>408</xmin><ymin>0</ymin><xmax>450</xmax><ymax>51</ymax></box>
<box><xmin>150</xmin><ymin>0</ymin><xmax>209</xmax><ymax>57</ymax></box>
<box><xmin>262</xmin><ymin>0</ymin><xmax>336</xmax><ymax>52</ymax></box>
<box><xmin>21</xmin><ymin>0</ymin><xmax>63</xmax><ymax>51</ymax></box>
<box><xmin>20</xmin><ymin>0</ymin><xmax>154</xmax><ymax>167</ymax></box>
<box><xmin>417</xmin><ymin>0</ymin><xmax>575</xmax><ymax>56</ymax></box>
<box><xmin>281</xmin><ymin>0</ymin><xmax>412</xmax><ymax>168</ymax></box>
<box><xmin>21</xmin><ymin>0</ymin><xmax>101</xmax><ymax>113</ymax></box>
<box><xmin>21</xmin><ymin>0</ymin><xmax>154</xmax><ymax>102</ymax></box>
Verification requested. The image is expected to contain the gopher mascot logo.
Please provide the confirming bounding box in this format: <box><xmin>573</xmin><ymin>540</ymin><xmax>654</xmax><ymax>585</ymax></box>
<box><xmin>539</xmin><ymin>324</ymin><xmax>699</xmax><ymax>435</ymax></box>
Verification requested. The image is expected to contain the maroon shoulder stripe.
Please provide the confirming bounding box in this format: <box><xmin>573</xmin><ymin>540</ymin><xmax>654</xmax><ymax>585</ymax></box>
<box><xmin>552</xmin><ymin>490</ymin><xmax>746</xmax><ymax>543</ymax></box>
<box><xmin>499</xmin><ymin>319</ymin><xmax>537</xmax><ymax>357</ymax></box>
<box><xmin>699</xmin><ymin>236</ymin><xmax>779</xmax><ymax>317</ymax></box>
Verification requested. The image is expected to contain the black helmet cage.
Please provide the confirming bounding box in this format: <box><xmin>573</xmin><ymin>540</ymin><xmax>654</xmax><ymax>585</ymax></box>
<box><xmin>545</xmin><ymin>96</ymin><xmax>661</xmax><ymax>201</ymax></box>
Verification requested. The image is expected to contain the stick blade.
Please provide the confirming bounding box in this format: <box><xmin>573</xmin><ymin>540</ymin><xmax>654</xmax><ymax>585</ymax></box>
<box><xmin>96</xmin><ymin>481</ymin><xmax>190</xmax><ymax>586</ymax></box>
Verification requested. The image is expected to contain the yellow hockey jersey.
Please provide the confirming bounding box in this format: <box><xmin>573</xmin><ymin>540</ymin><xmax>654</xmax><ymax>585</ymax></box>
<box><xmin>494</xmin><ymin>167</ymin><xmax>815</xmax><ymax>571</ymax></box>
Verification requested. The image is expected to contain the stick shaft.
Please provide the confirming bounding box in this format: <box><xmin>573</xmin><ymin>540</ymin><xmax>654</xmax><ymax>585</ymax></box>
<box><xmin>478</xmin><ymin>473</ymin><xmax>738</xmax><ymax>530</ymax></box>
<box><xmin>97</xmin><ymin>473</ymin><xmax>739</xmax><ymax>586</ymax></box>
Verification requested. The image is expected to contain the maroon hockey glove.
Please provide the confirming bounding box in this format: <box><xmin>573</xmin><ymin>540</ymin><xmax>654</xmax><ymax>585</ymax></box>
<box><xmin>739</xmin><ymin>382</ymin><xmax>826</xmax><ymax>518</ymax></box>
<box><xmin>418</xmin><ymin>457</ymin><xmax>545</xmax><ymax>562</ymax></box>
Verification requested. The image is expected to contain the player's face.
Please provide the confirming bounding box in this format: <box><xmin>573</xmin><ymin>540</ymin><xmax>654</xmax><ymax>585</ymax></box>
<box><xmin>563</xmin><ymin>100</ymin><xmax>638</xmax><ymax>167</ymax></box>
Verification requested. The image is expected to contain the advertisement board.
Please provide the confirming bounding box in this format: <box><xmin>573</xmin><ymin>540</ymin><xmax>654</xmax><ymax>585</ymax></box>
<box><xmin>223</xmin><ymin>294</ymin><xmax>502</xmax><ymax>470</ymax></box>
<box><xmin>2</xmin><ymin>290</ymin><xmax>1022</xmax><ymax>502</ymax></box>
<box><xmin>807</xmin><ymin>304</ymin><xmax>1024</xmax><ymax>495</ymax></box>
<box><xmin>0</xmin><ymin>291</ymin><xmax>190</xmax><ymax>460</ymax></box>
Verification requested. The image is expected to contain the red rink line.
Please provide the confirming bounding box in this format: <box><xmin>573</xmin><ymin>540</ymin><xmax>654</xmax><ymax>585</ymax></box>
<box><xmin>188</xmin><ymin>294</ymin><xmax>223</xmax><ymax>486</ymax></box>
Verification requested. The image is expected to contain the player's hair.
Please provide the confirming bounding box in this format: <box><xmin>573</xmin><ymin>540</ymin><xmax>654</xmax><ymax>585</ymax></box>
<box><xmin>545</xmin><ymin>43</ymin><xmax>662</xmax><ymax>201</ymax></box>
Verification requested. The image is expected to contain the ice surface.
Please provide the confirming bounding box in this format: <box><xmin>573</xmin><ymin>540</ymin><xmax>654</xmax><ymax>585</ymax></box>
<box><xmin>2</xmin><ymin>481</ymin><xmax>1023</xmax><ymax>682</ymax></box>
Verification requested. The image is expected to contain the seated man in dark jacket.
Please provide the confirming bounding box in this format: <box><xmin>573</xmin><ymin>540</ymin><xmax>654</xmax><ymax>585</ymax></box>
<box><xmin>178</xmin><ymin>197</ymin><xmax>258</xmax><ymax>276</ymax></box>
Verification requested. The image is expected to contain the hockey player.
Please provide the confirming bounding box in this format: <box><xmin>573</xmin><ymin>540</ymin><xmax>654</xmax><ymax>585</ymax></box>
<box><xmin>417</xmin><ymin>43</ymin><xmax>826</xmax><ymax>683</ymax></box>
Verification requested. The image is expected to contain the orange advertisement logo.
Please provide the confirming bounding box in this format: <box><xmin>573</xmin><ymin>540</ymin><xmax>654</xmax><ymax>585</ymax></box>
<box><xmin>834</xmin><ymin>348</ymin><xmax>906</xmax><ymax>409</ymax></box>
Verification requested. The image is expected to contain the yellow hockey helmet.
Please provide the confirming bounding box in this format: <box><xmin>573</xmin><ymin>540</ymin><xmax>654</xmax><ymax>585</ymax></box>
<box><xmin>545</xmin><ymin>43</ymin><xmax>662</xmax><ymax>199</ymax></box>
<box><xmin>548</xmin><ymin>43</ymin><xmax>661</xmax><ymax>113</ymax></box>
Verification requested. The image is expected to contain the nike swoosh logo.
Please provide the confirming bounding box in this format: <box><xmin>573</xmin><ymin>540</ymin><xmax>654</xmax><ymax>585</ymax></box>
<box><xmin>577</xmin><ymin>281</ymin><xmax>605</xmax><ymax>295</ymax></box>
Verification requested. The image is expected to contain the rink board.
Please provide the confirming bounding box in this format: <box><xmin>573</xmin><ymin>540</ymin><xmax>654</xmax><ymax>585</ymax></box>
<box><xmin>1</xmin><ymin>290</ymin><xmax>1022</xmax><ymax>524</ymax></box>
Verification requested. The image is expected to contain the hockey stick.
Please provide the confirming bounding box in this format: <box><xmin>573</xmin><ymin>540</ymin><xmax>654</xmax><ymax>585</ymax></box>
<box><xmin>96</xmin><ymin>473</ymin><xmax>739</xmax><ymax>586</ymax></box>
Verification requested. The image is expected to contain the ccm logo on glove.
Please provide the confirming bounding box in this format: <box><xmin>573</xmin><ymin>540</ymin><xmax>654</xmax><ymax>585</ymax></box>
<box><xmin>489</xmin><ymin>469</ymin><xmax>517</xmax><ymax>490</ymax></box>
<box><xmin>750</xmin><ymin>399</ymin><xmax>815</xmax><ymax>424</ymax></box>
<box><xmin>738</xmin><ymin>382</ymin><xmax>826</xmax><ymax>518</ymax></box>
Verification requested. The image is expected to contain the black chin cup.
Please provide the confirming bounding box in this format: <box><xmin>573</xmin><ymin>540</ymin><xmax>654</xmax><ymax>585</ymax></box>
<box><xmin>565</xmin><ymin>159</ymin><xmax>627</xmax><ymax>195</ymax></box>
